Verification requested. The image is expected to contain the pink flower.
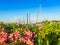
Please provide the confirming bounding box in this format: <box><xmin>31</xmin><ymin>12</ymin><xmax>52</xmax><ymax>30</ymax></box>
<box><xmin>0</xmin><ymin>31</ymin><xmax>8</xmax><ymax>40</ymax></box>
<box><xmin>20</xmin><ymin>37</ymin><xmax>27</xmax><ymax>43</ymax></box>
<box><xmin>26</xmin><ymin>39</ymin><xmax>34</xmax><ymax>45</ymax></box>
<box><xmin>9</xmin><ymin>32</ymin><xmax>21</xmax><ymax>41</ymax></box>
<box><xmin>2</xmin><ymin>27</ymin><xmax>5</xmax><ymax>31</ymax></box>
<box><xmin>22</xmin><ymin>29</ymin><xmax>35</xmax><ymax>45</ymax></box>
<box><xmin>3</xmin><ymin>42</ymin><xmax>8</xmax><ymax>45</ymax></box>
<box><xmin>14</xmin><ymin>32</ymin><xmax>21</xmax><ymax>39</ymax></box>
<box><xmin>8</xmin><ymin>33</ymin><xmax>14</xmax><ymax>41</ymax></box>
<box><xmin>38</xmin><ymin>24</ymin><xmax>43</xmax><ymax>30</ymax></box>
<box><xmin>23</xmin><ymin>30</ymin><xmax>32</xmax><ymax>39</ymax></box>
<box><xmin>33</xmin><ymin>32</ymin><xmax>37</xmax><ymax>38</ymax></box>
<box><xmin>16</xmin><ymin>24</ymin><xmax>19</xmax><ymax>27</ymax></box>
<box><xmin>0</xmin><ymin>38</ymin><xmax>5</xmax><ymax>44</ymax></box>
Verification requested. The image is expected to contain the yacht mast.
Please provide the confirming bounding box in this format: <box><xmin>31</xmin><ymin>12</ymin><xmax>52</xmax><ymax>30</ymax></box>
<box><xmin>36</xmin><ymin>4</ymin><xmax>41</xmax><ymax>23</ymax></box>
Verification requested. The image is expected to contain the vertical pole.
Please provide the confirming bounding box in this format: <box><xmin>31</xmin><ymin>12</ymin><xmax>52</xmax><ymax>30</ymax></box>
<box><xmin>36</xmin><ymin>4</ymin><xmax>41</xmax><ymax>23</ymax></box>
<box><xmin>29</xmin><ymin>13</ymin><xmax>31</xmax><ymax>24</ymax></box>
<box><xmin>19</xmin><ymin>18</ymin><xmax>21</xmax><ymax>24</ymax></box>
<box><xmin>23</xmin><ymin>17</ymin><xmax>25</xmax><ymax>24</ymax></box>
<box><xmin>27</xmin><ymin>13</ymin><xmax>28</xmax><ymax>24</ymax></box>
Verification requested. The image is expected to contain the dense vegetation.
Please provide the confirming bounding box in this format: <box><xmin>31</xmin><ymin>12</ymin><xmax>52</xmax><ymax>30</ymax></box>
<box><xmin>0</xmin><ymin>21</ymin><xmax>60</xmax><ymax>45</ymax></box>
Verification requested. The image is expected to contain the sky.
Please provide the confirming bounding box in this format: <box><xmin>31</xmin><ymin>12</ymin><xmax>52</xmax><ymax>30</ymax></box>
<box><xmin>41</xmin><ymin>0</ymin><xmax>60</xmax><ymax>21</ymax></box>
<box><xmin>0</xmin><ymin>0</ymin><xmax>60</xmax><ymax>23</ymax></box>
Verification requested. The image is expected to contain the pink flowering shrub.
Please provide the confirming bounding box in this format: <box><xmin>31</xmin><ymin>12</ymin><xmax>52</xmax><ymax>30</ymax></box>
<box><xmin>0</xmin><ymin>28</ymin><xmax>37</xmax><ymax>45</ymax></box>
<box><xmin>8</xmin><ymin>32</ymin><xmax>21</xmax><ymax>41</ymax></box>
<box><xmin>0</xmin><ymin>31</ymin><xmax>8</xmax><ymax>45</ymax></box>
<box><xmin>19</xmin><ymin>29</ymin><xmax>37</xmax><ymax>45</ymax></box>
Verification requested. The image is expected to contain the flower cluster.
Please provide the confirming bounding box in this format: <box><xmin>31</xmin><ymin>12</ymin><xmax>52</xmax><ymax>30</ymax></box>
<box><xmin>23</xmin><ymin>29</ymin><xmax>33</xmax><ymax>39</ymax></box>
<box><xmin>8</xmin><ymin>31</ymin><xmax>21</xmax><ymax>41</ymax></box>
<box><xmin>0</xmin><ymin>29</ymin><xmax>37</xmax><ymax>45</ymax></box>
<box><xmin>20</xmin><ymin>29</ymin><xmax>37</xmax><ymax>45</ymax></box>
<box><xmin>0</xmin><ymin>31</ymin><xmax>8</xmax><ymax>45</ymax></box>
<box><xmin>38</xmin><ymin>24</ymin><xmax>43</xmax><ymax>30</ymax></box>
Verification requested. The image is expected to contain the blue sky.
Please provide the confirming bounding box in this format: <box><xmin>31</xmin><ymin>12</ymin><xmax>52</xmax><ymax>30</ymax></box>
<box><xmin>0</xmin><ymin>0</ymin><xmax>60</xmax><ymax>22</ymax></box>
<box><xmin>41</xmin><ymin>0</ymin><xmax>60</xmax><ymax>21</ymax></box>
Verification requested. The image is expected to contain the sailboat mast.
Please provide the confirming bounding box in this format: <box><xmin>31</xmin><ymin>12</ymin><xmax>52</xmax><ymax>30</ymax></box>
<box><xmin>27</xmin><ymin>13</ymin><xmax>28</xmax><ymax>24</ymax></box>
<box><xmin>36</xmin><ymin>4</ymin><xmax>41</xmax><ymax>23</ymax></box>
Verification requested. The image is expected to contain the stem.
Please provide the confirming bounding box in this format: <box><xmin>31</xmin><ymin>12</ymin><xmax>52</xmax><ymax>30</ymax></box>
<box><xmin>46</xmin><ymin>40</ymin><xmax>49</xmax><ymax>45</ymax></box>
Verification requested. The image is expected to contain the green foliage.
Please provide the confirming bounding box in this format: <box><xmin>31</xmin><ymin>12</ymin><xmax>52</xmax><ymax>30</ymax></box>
<box><xmin>0</xmin><ymin>21</ymin><xmax>60</xmax><ymax>45</ymax></box>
